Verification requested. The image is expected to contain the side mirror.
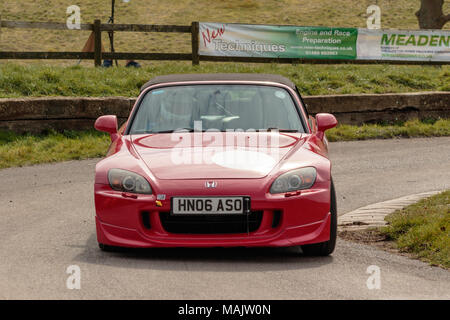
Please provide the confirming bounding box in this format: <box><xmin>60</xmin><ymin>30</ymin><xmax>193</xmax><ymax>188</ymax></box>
<box><xmin>315</xmin><ymin>113</ymin><xmax>337</xmax><ymax>140</ymax></box>
<box><xmin>95</xmin><ymin>115</ymin><xmax>118</xmax><ymax>142</ymax></box>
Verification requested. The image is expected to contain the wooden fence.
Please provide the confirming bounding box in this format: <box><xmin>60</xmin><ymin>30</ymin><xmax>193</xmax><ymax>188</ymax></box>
<box><xmin>0</xmin><ymin>19</ymin><xmax>448</xmax><ymax>66</ymax></box>
<box><xmin>0</xmin><ymin>19</ymin><xmax>198</xmax><ymax>65</ymax></box>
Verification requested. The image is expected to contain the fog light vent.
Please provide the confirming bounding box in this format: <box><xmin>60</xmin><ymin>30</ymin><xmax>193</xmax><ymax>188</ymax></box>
<box><xmin>272</xmin><ymin>210</ymin><xmax>282</xmax><ymax>228</ymax></box>
<box><xmin>141</xmin><ymin>211</ymin><xmax>151</xmax><ymax>229</ymax></box>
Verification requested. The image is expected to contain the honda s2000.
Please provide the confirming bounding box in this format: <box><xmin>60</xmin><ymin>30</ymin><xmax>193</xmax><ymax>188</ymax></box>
<box><xmin>94</xmin><ymin>73</ymin><xmax>338</xmax><ymax>255</ymax></box>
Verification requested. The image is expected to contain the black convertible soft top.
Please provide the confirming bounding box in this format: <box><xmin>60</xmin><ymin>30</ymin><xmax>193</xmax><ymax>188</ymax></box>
<box><xmin>140</xmin><ymin>73</ymin><xmax>296</xmax><ymax>92</ymax></box>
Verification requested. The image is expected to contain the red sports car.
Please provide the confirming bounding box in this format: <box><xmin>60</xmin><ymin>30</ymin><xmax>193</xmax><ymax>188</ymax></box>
<box><xmin>94</xmin><ymin>73</ymin><xmax>338</xmax><ymax>255</ymax></box>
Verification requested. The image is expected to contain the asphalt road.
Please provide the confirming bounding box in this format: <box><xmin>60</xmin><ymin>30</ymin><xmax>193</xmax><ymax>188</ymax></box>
<box><xmin>0</xmin><ymin>137</ymin><xmax>449</xmax><ymax>299</ymax></box>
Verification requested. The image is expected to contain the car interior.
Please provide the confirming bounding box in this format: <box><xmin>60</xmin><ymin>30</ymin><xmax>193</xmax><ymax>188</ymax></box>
<box><xmin>129</xmin><ymin>85</ymin><xmax>304</xmax><ymax>133</ymax></box>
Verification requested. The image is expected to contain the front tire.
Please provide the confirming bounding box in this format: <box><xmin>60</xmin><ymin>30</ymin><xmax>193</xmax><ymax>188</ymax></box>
<box><xmin>301</xmin><ymin>179</ymin><xmax>337</xmax><ymax>256</ymax></box>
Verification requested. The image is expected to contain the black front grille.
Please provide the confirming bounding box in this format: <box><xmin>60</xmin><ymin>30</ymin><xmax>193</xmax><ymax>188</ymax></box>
<box><xmin>159</xmin><ymin>211</ymin><xmax>263</xmax><ymax>234</ymax></box>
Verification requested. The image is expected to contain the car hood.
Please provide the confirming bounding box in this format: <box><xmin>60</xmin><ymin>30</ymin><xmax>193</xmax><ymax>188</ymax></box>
<box><xmin>131</xmin><ymin>132</ymin><xmax>305</xmax><ymax>179</ymax></box>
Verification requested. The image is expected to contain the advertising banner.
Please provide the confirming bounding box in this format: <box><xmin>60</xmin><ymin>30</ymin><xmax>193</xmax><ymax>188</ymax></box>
<box><xmin>357</xmin><ymin>29</ymin><xmax>450</xmax><ymax>62</ymax></box>
<box><xmin>199</xmin><ymin>23</ymin><xmax>358</xmax><ymax>60</ymax></box>
<box><xmin>199</xmin><ymin>22</ymin><xmax>450</xmax><ymax>62</ymax></box>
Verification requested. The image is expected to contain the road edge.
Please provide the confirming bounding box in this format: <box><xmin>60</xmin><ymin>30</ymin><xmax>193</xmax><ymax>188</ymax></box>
<box><xmin>338</xmin><ymin>190</ymin><xmax>445</xmax><ymax>231</ymax></box>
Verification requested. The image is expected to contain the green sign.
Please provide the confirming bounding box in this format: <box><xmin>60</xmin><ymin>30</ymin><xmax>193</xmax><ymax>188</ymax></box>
<box><xmin>199</xmin><ymin>23</ymin><xmax>450</xmax><ymax>62</ymax></box>
<box><xmin>289</xmin><ymin>26</ymin><xmax>357</xmax><ymax>59</ymax></box>
<box><xmin>199</xmin><ymin>23</ymin><xmax>358</xmax><ymax>60</ymax></box>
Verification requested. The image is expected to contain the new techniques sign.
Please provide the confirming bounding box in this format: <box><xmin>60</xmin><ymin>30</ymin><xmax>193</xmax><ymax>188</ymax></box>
<box><xmin>199</xmin><ymin>23</ymin><xmax>357</xmax><ymax>60</ymax></box>
<box><xmin>199</xmin><ymin>23</ymin><xmax>450</xmax><ymax>62</ymax></box>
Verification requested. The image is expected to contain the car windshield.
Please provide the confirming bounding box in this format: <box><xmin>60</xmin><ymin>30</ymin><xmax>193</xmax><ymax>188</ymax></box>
<box><xmin>129</xmin><ymin>85</ymin><xmax>305</xmax><ymax>134</ymax></box>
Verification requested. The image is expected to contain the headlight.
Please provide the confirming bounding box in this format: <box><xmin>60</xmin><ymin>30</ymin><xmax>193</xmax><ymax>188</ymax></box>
<box><xmin>108</xmin><ymin>169</ymin><xmax>152</xmax><ymax>194</ymax></box>
<box><xmin>270</xmin><ymin>167</ymin><xmax>317</xmax><ymax>194</ymax></box>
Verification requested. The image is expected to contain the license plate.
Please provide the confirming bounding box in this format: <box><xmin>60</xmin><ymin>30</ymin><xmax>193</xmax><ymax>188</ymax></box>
<box><xmin>171</xmin><ymin>197</ymin><xmax>250</xmax><ymax>215</ymax></box>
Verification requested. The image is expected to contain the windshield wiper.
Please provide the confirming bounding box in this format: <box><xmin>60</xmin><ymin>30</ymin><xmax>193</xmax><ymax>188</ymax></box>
<box><xmin>152</xmin><ymin>128</ymin><xmax>206</xmax><ymax>133</ymax></box>
<box><xmin>256</xmin><ymin>128</ymin><xmax>300</xmax><ymax>132</ymax></box>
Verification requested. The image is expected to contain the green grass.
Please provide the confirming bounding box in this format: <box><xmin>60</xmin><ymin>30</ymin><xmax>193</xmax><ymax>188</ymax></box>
<box><xmin>380</xmin><ymin>190</ymin><xmax>450</xmax><ymax>269</ymax></box>
<box><xmin>326</xmin><ymin>119</ymin><xmax>450</xmax><ymax>142</ymax></box>
<box><xmin>0</xmin><ymin>130</ymin><xmax>109</xmax><ymax>169</ymax></box>
<box><xmin>0</xmin><ymin>119</ymin><xmax>448</xmax><ymax>169</ymax></box>
<box><xmin>0</xmin><ymin>63</ymin><xmax>449</xmax><ymax>98</ymax></box>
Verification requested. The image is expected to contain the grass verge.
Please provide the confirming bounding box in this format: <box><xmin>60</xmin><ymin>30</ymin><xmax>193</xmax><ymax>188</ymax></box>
<box><xmin>326</xmin><ymin>119</ymin><xmax>450</xmax><ymax>142</ymax></box>
<box><xmin>380</xmin><ymin>190</ymin><xmax>450</xmax><ymax>269</ymax></box>
<box><xmin>0</xmin><ymin>63</ymin><xmax>449</xmax><ymax>98</ymax></box>
<box><xmin>0</xmin><ymin>130</ymin><xmax>109</xmax><ymax>169</ymax></box>
<box><xmin>0</xmin><ymin>119</ymin><xmax>448</xmax><ymax>169</ymax></box>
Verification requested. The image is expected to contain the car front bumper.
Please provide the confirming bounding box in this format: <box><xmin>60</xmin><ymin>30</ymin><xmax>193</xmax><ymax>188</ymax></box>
<box><xmin>94</xmin><ymin>180</ymin><xmax>331</xmax><ymax>248</ymax></box>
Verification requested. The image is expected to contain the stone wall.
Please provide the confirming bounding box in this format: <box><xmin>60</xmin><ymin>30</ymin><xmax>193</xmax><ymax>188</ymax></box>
<box><xmin>0</xmin><ymin>92</ymin><xmax>448</xmax><ymax>133</ymax></box>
